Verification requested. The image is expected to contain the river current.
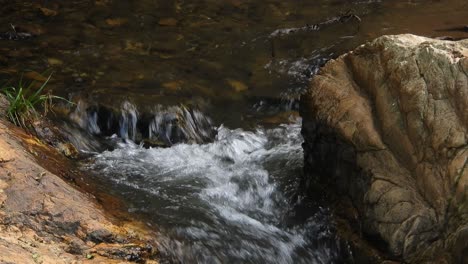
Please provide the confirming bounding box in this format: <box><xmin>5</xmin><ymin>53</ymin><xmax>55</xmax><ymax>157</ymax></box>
<box><xmin>1</xmin><ymin>0</ymin><xmax>467</xmax><ymax>262</ymax></box>
<box><xmin>88</xmin><ymin>118</ymin><xmax>345</xmax><ymax>263</ymax></box>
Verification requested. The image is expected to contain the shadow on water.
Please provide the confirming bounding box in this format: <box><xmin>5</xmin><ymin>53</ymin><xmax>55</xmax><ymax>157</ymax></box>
<box><xmin>0</xmin><ymin>0</ymin><xmax>467</xmax><ymax>263</ymax></box>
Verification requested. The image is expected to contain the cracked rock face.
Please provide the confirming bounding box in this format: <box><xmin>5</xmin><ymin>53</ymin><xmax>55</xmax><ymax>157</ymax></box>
<box><xmin>0</xmin><ymin>108</ymin><xmax>158</xmax><ymax>263</ymax></box>
<box><xmin>301</xmin><ymin>34</ymin><xmax>467</xmax><ymax>263</ymax></box>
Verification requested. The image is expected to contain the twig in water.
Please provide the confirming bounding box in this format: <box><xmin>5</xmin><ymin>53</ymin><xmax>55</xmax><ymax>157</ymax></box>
<box><xmin>269</xmin><ymin>11</ymin><xmax>361</xmax><ymax>38</ymax></box>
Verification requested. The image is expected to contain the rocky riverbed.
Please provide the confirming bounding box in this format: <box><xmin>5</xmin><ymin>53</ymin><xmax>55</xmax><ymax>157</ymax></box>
<box><xmin>1</xmin><ymin>1</ymin><xmax>467</xmax><ymax>262</ymax></box>
<box><xmin>2</xmin><ymin>34</ymin><xmax>466</xmax><ymax>264</ymax></box>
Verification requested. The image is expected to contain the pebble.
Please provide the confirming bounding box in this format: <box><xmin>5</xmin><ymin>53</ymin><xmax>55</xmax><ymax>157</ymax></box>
<box><xmin>227</xmin><ymin>79</ymin><xmax>248</xmax><ymax>92</ymax></box>
<box><xmin>47</xmin><ymin>58</ymin><xmax>63</xmax><ymax>66</ymax></box>
<box><xmin>39</xmin><ymin>7</ymin><xmax>58</xmax><ymax>17</ymax></box>
<box><xmin>162</xmin><ymin>81</ymin><xmax>183</xmax><ymax>91</ymax></box>
<box><xmin>34</xmin><ymin>172</ymin><xmax>46</xmax><ymax>181</ymax></box>
<box><xmin>158</xmin><ymin>18</ymin><xmax>178</xmax><ymax>26</ymax></box>
<box><xmin>105</xmin><ymin>18</ymin><xmax>128</xmax><ymax>27</ymax></box>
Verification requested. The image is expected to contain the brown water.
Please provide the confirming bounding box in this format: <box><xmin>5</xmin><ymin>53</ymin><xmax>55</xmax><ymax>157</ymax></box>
<box><xmin>1</xmin><ymin>1</ymin><xmax>467</xmax><ymax>263</ymax></box>
<box><xmin>1</xmin><ymin>0</ymin><xmax>466</xmax><ymax>128</ymax></box>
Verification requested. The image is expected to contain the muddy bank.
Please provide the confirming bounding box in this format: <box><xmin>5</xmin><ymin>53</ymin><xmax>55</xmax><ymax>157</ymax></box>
<box><xmin>0</xmin><ymin>95</ymin><xmax>158</xmax><ymax>263</ymax></box>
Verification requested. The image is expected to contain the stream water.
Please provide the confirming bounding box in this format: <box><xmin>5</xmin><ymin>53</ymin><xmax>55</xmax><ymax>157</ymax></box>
<box><xmin>1</xmin><ymin>0</ymin><xmax>467</xmax><ymax>263</ymax></box>
<box><xmin>88</xmin><ymin>119</ymin><xmax>346</xmax><ymax>263</ymax></box>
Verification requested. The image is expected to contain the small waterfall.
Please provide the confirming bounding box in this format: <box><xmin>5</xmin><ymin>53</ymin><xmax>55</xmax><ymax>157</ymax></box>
<box><xmin>68</xmin><ymin>100</ymin><xmax>217</xmax><ymax>148</ymax></box>
<box><xmin>148</xmin><ymin>105</ymin><xmax>214</xmax><ymax>145</ymax></box>
<box><xmin>69</xmin><ymin>100</ymin><xmax>101</xmax><ymax>135</ymax></box>
<box><xmin>119</xmin><ymin>101</ymin><xmax>139</xmax><ymax>141</ymax></box>
<box><xmin>86</xmin><ymin>119</ymin><xmax>346</xmax><ymax>263</ymax></box>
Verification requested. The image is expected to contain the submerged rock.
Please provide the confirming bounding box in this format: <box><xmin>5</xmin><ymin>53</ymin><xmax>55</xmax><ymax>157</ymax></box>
<box><xmin>301</xmin><ymin>34</ymin><xmax>467</xmax><ymax>263</ymax></box>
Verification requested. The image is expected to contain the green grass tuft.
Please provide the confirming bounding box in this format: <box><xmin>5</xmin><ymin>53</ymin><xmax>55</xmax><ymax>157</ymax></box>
<box><xmin>0</xmin><ymin>72</ymin><xmax>69</xmax><ymax>128</ymax></box>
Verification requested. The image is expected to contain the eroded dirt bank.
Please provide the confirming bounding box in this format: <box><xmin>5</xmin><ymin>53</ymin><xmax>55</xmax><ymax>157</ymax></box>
<box><xmin>0</xmin><ymin>95</ymin><xmax>158</xmax><ymax>263</ymax></box>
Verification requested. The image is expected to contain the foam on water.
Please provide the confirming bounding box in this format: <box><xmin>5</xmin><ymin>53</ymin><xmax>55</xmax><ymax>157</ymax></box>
<box><xmin>88</xmin><ymin>119</ymin><xmax>344</xmax><ymax>263</ymax></box>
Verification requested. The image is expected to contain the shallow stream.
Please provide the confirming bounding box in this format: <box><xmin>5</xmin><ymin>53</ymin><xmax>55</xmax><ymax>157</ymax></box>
<box><xmin>1</xmin><ymin>0</ymin><xmax>467</xmax><ymax>263</ymax></box>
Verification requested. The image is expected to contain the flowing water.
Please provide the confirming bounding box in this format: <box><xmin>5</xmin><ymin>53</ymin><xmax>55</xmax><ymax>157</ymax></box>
<box><xmin>88</xmin><ymin>119</ymin><xmax>345</xmax><ymax>263</ymax></box>
<box><xmin>1</xmin><ymin>0</ymin><xmax>467</xmax><ymax>263</ymax></box>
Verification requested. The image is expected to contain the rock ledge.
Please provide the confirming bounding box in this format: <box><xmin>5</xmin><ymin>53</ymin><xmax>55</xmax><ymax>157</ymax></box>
<box><xmin>0</xmin><ymin>95</ymin><xmax>158</xmax><ymax>263</ymax></box>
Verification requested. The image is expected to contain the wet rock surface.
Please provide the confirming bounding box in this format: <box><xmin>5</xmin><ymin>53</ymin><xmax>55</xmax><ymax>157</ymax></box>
<box><xmin>301</xmin><ymin>34</ymin><xmax>467</xmax><ymax>263</ymax></box>
<box><xmin>0</xmin><ymin>96</ymin><xmax>158</xmax><ymax>263</ymax></box>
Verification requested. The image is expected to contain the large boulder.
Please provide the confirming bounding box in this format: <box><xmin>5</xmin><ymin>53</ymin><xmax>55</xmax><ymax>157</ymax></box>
<box><xmin>301</xmin><ymin>34</ymin><xmax>467</xmax><ymax>263</ymax></box>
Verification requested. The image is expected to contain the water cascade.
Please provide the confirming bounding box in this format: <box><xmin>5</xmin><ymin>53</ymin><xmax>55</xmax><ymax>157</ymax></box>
<box><xmin>68</xmin><ymin>100</ymin><xmax>217</xmax><ymax>149</ymax></box>
<box><xmin>87</xmin><ymin>119</ymin><xmax>348</xmax><ymax>263</ymax></box>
